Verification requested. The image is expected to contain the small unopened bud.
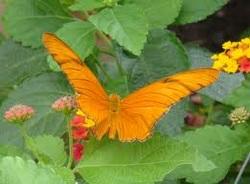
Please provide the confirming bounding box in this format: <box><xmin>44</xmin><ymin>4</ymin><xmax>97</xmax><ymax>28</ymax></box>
<box><xmin>229</xmin><ymin>107</ymin><xmax>250</xmax><ymax>125</ymax></box>
<box><xmin>185</xmin><ymin>113</ymin><xmax>205</xmax><ymax>127</ymax></box>
<box><xmin>71</xmin><ymin>115</ymin><xmax>85</xmax><ymax>127</ymax></box>
<box><xmin>51</xmin><ymin>96</ymin><xmax>76</xmax><ymax>113</ymax></box>
<box><xmin>73</xmin><ymin>143</ymin><xmax>84</xmax><ymax>161</ymax></box>
<box><xmin>4</xmin><ymin>104</ymin><xmax>35</xmax><ymax>123</ymax></box>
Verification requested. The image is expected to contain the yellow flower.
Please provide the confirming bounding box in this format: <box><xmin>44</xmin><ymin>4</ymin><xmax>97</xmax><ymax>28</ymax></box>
<box><xmin>223</xmin><ymin>59</ymin><xmax>239</xmax><ymax>73</ymax></box>
<box><xmin>230</xmin><ymin>48</ymin><xmax>244</xmax><ymax>60</ymax></box>
<box><xmin>76</xmin><ymin>109</ymin><xmax>95</xmax><ymax>128</ymax></box>
<box><xmin>222</xmin><ymin>41</ymin><xmax>238</xmax><ymax>50</ymax></box>
<box><xmin>211</xmin><ymin>54</ymin><xmax>218</xmax><ymax>60</ymax></box>
<box><xmin>245</xmin><ymin>48</ymin><xmax>250</xmax><ymax>58</ymax></box>
<box><xmin>212</xmin><ymin>59</ymin><xmax>226</xmax><ymax>69</ymax></box>
<box><xmin>241</xmin><ymin>38</ymin><xmax>250</xmax><ymax>45</ymax></box>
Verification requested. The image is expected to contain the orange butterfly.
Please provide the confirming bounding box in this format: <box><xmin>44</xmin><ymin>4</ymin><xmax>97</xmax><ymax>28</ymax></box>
<box><xmin>43</xmin><ymin>33</ymin><xmax>219</xmax><ymax>142</ymax></box>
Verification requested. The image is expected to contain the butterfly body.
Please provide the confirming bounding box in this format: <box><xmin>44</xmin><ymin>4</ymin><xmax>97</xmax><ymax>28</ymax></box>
<box><xmin>43</xmin><ymin>32</ymin><xmax>220</xmax><ymax>142</ymax></box>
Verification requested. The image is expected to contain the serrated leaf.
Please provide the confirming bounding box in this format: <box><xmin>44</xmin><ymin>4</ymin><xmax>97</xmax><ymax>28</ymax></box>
<box><xmin>26</xmin><ymin>135</ymin><xmax>66</xmax><ymax>166</ymax></box>
<box><xmin>186</xmin><ymin>44</ymin><xmax>244</xmax><ymax>102</ymax></box>
<box><xmin>0</xmin><ymin>73</ymin><xmax>72</xmax><ymax>147</ymax></box>
<box><xmin>76</xmin><ymin>135</ymin><xmax>215</xmax><ymax>184</ymax></box>
<box><xmin>169</xmin><ymin>125</ymin><xmax>250</xmax><ymax>184</ymax></box>
<box><xmin>54</xmin><ymin>167</ymin><xmax>75</xmax><ymax>184</ymax></box>
<box><xmin>69</xmin><ymin>0</ymin><xmax>105</xmax><ymax>11</ymax></box>
<box><xmin>223</xmin><ymin>75</ymin><xmax>250</xmax><ymax>110</ymax></box>
<box><xmin>125</xmin><ymin>0</ymin><xmax>182</xmax><ymax>28</ymax></box>
<box><xmin>176</xmin><ymin>0</ymin><xmax>229</xmax><ymax>24</ymax></box>
<box><xmin>0</xmin><ymin>156</ymin><xmax>66</xmax><ymax>184</ymax></box>
<box><xmin>0</xmin><ymin>40</ymin><xmax>49</xmax><ymax>103</ymax></box>
<box><xmin>3</xmin><ymin>0</ymin><xmax>74</xmax><ymax>47</ymax></box>
<box><xmin>129</xmin><ymin>29</ymin><xmax>190</xmax><ymax>90</ymax></box>
<box><xmin>56</xmin><ymin>21</ymin><xmax>96</xmax><ymax>59</ymax></box>
<box><xmin>89</xmin><ymin>4</ymin><xmax>148</xmax><ymax>55</ymax></box>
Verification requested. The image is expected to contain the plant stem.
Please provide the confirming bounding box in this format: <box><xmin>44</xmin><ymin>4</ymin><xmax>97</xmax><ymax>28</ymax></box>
<box><xmin>66</xmin><ymin>115</ymin><xmax>74</xmax><ymax>168</ymax></box>
<box><xmin>234</xmin><ymin>152</ymin><xmax>250</xmax><ymax>184</ymax></box>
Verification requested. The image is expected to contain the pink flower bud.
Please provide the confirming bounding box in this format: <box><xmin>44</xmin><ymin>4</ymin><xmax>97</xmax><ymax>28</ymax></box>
<box><xmin>4</xmin><ymin>104</ymin><xmax>35</xmax><ymax>123</ymax></box>
<box><xmin>51</xmin><ymin>96</ymin><xmax>77</xmax><ymax>113</ymax></box>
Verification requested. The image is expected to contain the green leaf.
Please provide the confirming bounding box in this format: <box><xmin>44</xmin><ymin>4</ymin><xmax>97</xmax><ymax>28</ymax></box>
<box><xmin>186</xmin><ymin>44</ymin><xmax>244</xmax><ymax>102</ymax></box>
<box><xmin>56</xmin><ymin>21</ymin><xmax>96</xmax><ymax>59</ymax></box>
<box><xmin>69</xmin><ymin>0</ymin><xmax>106</xmax><ymax>11</ymax></box>
<box><xmin>224</xmin><ymin>75</ymin><xmax>250</xmax><ymax>110</ymax></box>
<box><xmin>89</xmin><ymin>4</ymin><xmax>148</xmax><ymax>55</ymax></box>
<box><xmin>129</xmin><ymin>29</ymin><xmax>190</xmax><ymax>90</ymax></box>
<box><xmin>170</xmin><ymin>125</ymin><xmax>250</xmax><ymax>184</ymax></box>
<box><xmin>76</xmin><ymin>135</ymin><xmax>215</xmax><ymax>184</ymax></box>
<box><xmin>54</xmin><ymin>167</ymin><xmax>75</xmax><ymax>184</ymax></box>
<box><xmin>0</xmin><ymin>40</ymin><xmax>49</xmax><ymax>103</ymax></box>
<box><xmin>26</xmin><ymin>135</ymin><xmax>67</xmax><ymax>166</ymax></box>
<box><xmin>3</xmin><ymin>0</ymin><xmax>73</xmax><ymax>47</ymax></box>
<box><xmin>125</xmin><ymin>0</ymin><xmax>182</xmax><ymax>29</ymax></box>
<box><xmin>156</xmin><ymin>100</ymin><xmax>187</xmax><ymax>137</ymax></box>
<box><xmin>176</xmin><ymin>0</ymin><xmax>229</xmax><ymax>24</ymax></box>
<box><xmin>0</xmin><ymin>73</ymin><xmax>72</xmax><ymax>147</ymax></box>
<box><xmin>0</xmin><ymin>145</ymin><xmax>31</xmax><ymax>159</ymax></box>
<box><xmin>0</xmin><ymin>156</ymin><xmax>66</xmax><ymax>184</ymax></box>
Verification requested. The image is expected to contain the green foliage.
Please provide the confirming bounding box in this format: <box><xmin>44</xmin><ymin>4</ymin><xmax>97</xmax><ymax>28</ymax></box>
<box><xmin>129</xmin><ymin>30</ymin><xmax>190</xmax><ymax>90</ymax></box>
<box><xmin>89</xmin><ymin>4</ymin><xmax>148</xmax><ymax>55</ymax></box>
<box><xmin>3</xmin><ymin>0</ymin><xmax>73</xmax><ymax>47</ymax></box>
<box><xmin>169</xmin><ymin>125</ymin><xmax>250</xmax><ymax>184</ymax></box>
<box><xmin>26</xmin><ymin>135</ymin><xmax>67</xmax><ymax>166</ymax></box>
<box><xmin>54</xmin><ymin>167</ymin><xmax>75</xmax><ymax>184</ymax></box>
<box><xmin>0</xmin><ymin>156</ymin><xmax>66</xmax><ymax>184</ymax></box>
<box><xmin>0</xmin><ymin>73</ymin><xmax>72</xmax><ymax>147</ymax></box>
<box><xmin>0</xmin><ymin>40</ymin><xmax>49</xmax><ymax>102</ymax></box>
<box><xmin>125</xmin><ymin>0</ymin><xmax>182</xmax><ymax>29</ymax></box>
<box><xmin>69</xmin><ymin>0</ymin><xmax>106</xmax><ymax>11</ymax></box>
<box><xmin>0</xmin><ymin>145</ymin><xmax>31</xmax><ymax>159</ymax></box>
<box><xmin>176</xmin><ymin>0</ymin><xmax>229</xmax><ymax>24</ymax></box>
<box><xmin>224</xmin><ymin>75</ymin><xmax>250</xmax><ymax>110</ymax></box>
<box><xmin>76</xmin><ymin>135</ymin><xmax>215</xmax><ymax>184</ymax></box>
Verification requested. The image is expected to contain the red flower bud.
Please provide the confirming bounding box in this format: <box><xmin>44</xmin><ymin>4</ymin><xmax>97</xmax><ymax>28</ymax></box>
<box><xmin>72</xmin><ymin>127</ymin><xmax>88</xmax><ymax>140</ymax></box>
<box><xmin>70</xmin><ymin>115</ymin><xmax>85</xmax><ymax>127</ymax></box>
<box><xmin>73</xmin><ymin>143</ymin><xmax>84</xmax><ymax>161</ymax></box>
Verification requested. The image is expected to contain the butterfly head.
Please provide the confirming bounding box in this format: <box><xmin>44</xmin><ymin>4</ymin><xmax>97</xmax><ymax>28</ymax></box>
<box><xmin>109</xmin><ymin>94</ymin><xmax>121</xmax><ymax>113</ymax></box>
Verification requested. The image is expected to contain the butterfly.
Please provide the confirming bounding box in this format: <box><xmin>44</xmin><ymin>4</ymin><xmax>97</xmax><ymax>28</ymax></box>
<box><xmin>43</xmin><ymin>33</ymin><xmax>219</xmax><ymax>142</ymax></box>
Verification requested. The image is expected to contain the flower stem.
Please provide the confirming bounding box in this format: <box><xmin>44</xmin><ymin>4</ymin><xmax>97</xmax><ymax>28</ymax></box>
<box><xmin>66</xmin><ymin>115</ymin><xmax>74</xmax><ymax>168</ymax></box>
<box><xmin>234</xmin><ymin>152</ymin><xmax>250</xmax><ymax>184</ymax></box>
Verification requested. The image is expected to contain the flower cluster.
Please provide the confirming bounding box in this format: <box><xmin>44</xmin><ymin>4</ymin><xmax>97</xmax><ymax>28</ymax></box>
<box><xmin>4</xmin><ymin>104</ymin><xmax>35</xmax><ymax>123</ymax></box>
<box><xmin>71</xmin><ymin>110</ymin><xmax>95</xmax><ymax>161</ymax></box>
<box><xmin>51</xmin><ymin>96</ymin><xmax>77</xmax><ymax>113</ymax></box>
<box><xmin>211</xmin><ymin>37</ymin><xmax>250</xmax><ymax>73</ymax></box>
<box><xmin>229</xmin><ymin>107</ymin><xmax>250</xmax><ymax>125</ymax></box>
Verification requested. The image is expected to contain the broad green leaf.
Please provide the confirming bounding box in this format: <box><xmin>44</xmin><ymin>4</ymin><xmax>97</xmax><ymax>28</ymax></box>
<box><xmin>26</xmin><ymin>135</ymin><xmax>66</xmax><ymax>166</ymax></box>
<box><xmin>129</xmin><ymin>29</ymin><xmax>190</xmax><ymax>90</ymax></box>
<box><xmin>0</xmin><ymin>156</ymin><xmax>66</xmax><ymax>184</ymax></box>
<box><xmin>3</xmin><ymin>0</ymin><xmax>73</xmax><ymax>47</ymax></box>
<box><xmin>0</xmin><ymin>40</ymin><xmax>49</xmax><ymax>103</ymax></box>
<box><xmin>56</xmin><ymin>21</ymin><xmax>96</xmax><ymax>59</ymax></box>
<box><xmin>76</xmin><ymin>135</ymin><xmax>215</xmax><ymax>184</ymax></box>
<box><xmin>70</xmin><ymin>0</ymin><xmax>105</xmax><ymax>11</ymax></box>
<box><xmin>156</xmin><ymin>100</ymin><xmax>187</xmax><ymax>137</ymax></box>
<box><xmin>54</xmin><ymin>167</ymin><xmax>75</xmax><ymax>184</ymax></box>
<box><xmin>0</xmin><ymin>145</ymin><xmax>31</xmax><ymax>159</ymax></box>
<box><xmin>186</xmin><ymin>44</ymin><xmax>244</xmax><ymax>102</ymax></box>
<box><xmin>176</xmin><ymin>0</ymin><xmax>229</xmax><ymax>24</ymax></box>
<box><xmin>89</xmin><ymin>4</ymin><xmax>148</xmax><ymax>55</ymax></box>
<box><xmin>125</xmin><ymin>0</ymin><xmax>182</xmax><ymax>28</ymax></box>
<box><xmin>169</xmin><ymin>125</ymin><xmax>250</xmax><ymax>184</ymax></box>
<box><xmin>0</xmin><ymin>73</ymin><xmax>72</xmax><ymax>147</ymax></box>
<box><xmin>224</xmin><ymin>75</ymin><xmax>250</xmax><ymax>110</ymax></box>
